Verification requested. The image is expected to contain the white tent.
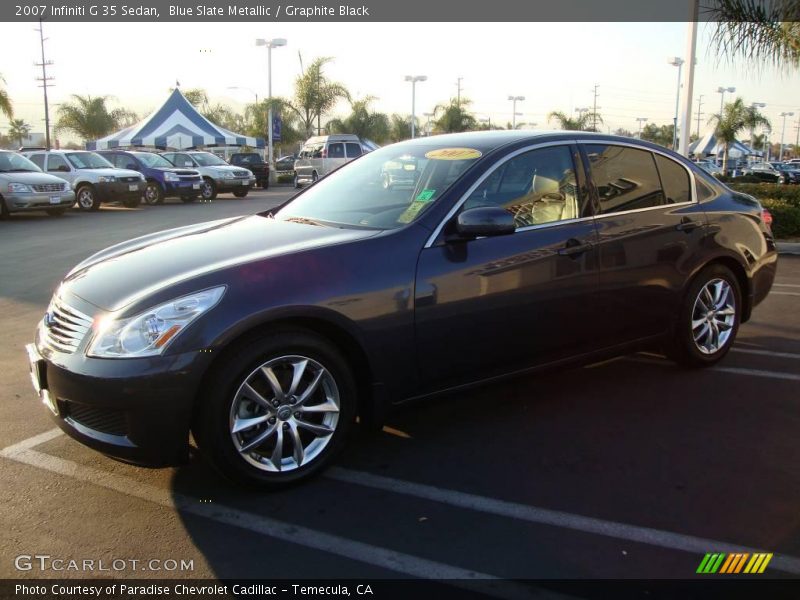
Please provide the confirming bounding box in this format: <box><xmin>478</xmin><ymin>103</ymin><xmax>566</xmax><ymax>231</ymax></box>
<box><xmin>86</xmin><ymin>89</ymin><xmax>264</xmax><ymax>151</ymax></box>
<box><xmin>689</xmin><ymin>131</ymin><xmax>755</xmax><ymax>159</ymax></box>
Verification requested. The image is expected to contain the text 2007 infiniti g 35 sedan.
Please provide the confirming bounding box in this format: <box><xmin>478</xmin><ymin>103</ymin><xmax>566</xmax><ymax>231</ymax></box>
<box><xmin>26</xmin><ymin>131</ymin><xmax>777</xmax><ymax>487</ymax></box>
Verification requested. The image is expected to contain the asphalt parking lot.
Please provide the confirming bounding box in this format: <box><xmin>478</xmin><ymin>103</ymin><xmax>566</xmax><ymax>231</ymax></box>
<box><xmin>1</xmin><ymin>187</ymin><xmax>799</xmax><ymax>586</ymax></box>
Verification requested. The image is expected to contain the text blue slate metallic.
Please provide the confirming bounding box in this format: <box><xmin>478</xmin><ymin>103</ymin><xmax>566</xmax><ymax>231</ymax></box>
<box><xmin>26</xmin><ymin>131</ymin><xmax>777</xmax><ymax>488</ymax></box>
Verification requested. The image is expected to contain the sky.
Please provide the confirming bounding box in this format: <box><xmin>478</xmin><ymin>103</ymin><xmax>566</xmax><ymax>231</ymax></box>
<box><xmin>1</xmin><ymin>21</ymin><xmax>800</xmax><ymax>145</ymax></box>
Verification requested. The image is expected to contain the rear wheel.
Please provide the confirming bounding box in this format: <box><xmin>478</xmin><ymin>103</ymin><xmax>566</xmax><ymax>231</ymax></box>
<box><xmin>260</xmin><ymin>178</ymin><xmax>269</xmax><ymax>190</ymax></box>
<box><xmin>76</xmin><ymin>185</ymin><xmax>100</xmax><ymax>211</ymax></box>
<box><xmin>144</xmin><ymin>182</ymin><xmax>164</xmax><ymax>205</ymax></box>
<box><xmin>293</xmin><ymin>173</ymin><xmax>300</xmax><ymax>189</ymax></box>
<box><xmin>194</xmin><ymin>330</ymin><xmax>355</xmax><ymax>489</ymax></box>
<box><xmin>311</xmin><ymin>171</ymin><xmax>319</xmax><ymax>184</ymax></box>
<box><xmin>122</xmin><ymin>196</ymin><xmax>141</xmax><ymax>208</ymax></box>
<box><xmin>233</xmin><ymin>189</ymin><xmax>249</xmax><ymax>198</ymax></box>
<box><xmin>0</xmin><ymin>196</ymin><xmax>10</xmax><ymax>219</ymax></box>
<box><xmin>181</xmin><ymin>195</ymin><xmax>198</xmax><ymax>203</ymax></box>
<box><xmin>668</xmin><ymin>264</ymin><xmax>741</xmax><ymax>368</ymax></box>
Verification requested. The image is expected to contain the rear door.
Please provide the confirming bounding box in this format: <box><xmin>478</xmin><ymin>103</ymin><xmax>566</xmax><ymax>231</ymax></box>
<box><xmin>582</xmin><ymin>142</ymin><xmax>708</xmax><ymax>346</ymax></box>
<box><xmin>324</xmin><ymin>141</ymin><xmax>347</xmax><ymax>175</ymax></box>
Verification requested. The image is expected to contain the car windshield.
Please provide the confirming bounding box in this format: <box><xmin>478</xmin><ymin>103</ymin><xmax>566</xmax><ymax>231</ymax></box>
<box><xmin>0</xmin><ymin>152</ymin><xmax>41</xmax><ymax>173</ymax></box>
<box><xmin>66</xmin><ymin>152</ymin><xmax>114</xmax><ymax>169</ymax></box>
<box><xmin>275</xmin><ymin>142</ymin><xmax>484</xmax><ymax>230</ymax></box>
<box><xmin>193</xmin><ymin>153</ymin><xmax>228</xmax><ymax>167</ymax></box>
<box><xmin>135</xmin><ymin>153</ymin><xmax>175</xmax><ymax>168</ymax></box>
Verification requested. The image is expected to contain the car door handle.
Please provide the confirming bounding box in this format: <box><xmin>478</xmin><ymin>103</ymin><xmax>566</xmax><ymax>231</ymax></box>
<box><xmin>676</xmin><ymin>218</ymin><xmax>701</xmax><ymax>233</ymax></box>
<box><xmin>558</xmin><ymin>239</ymin><xmax>592</xmax><ymax>257</ymax></box>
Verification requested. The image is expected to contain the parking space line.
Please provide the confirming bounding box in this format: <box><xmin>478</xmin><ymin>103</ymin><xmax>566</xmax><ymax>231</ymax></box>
<box><xmin>327</xmin><ymin>468</ymin><xmax>800</xmax><ymax>575</ymax></box>
<box><xmin>771</xmin><ymin>291</ymin><xmax>800</xmax><ymax>297</ymax></box>
<box><xmin>0</xmin><ymin>436</ymin><xmax>544</xmax><ymax>597</ymax></box>
<box><xmin>712</xmin><ymin>367</ymin><xmax>800</xmax><ymax>382</ymax></box>
<box><xmin>731</xmin><ymin>348</ymin><xmax>800</xmax><ymax>360</ymax></box>
<box><xmin>774</xmin><ymin>283</ymin><xmax>800</xmax><ymax>288</ymax></box>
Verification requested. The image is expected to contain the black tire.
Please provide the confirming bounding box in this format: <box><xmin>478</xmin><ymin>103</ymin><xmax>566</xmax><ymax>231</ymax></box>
<box><xmin>201</xmin><ymin>178</ymin><xmax>217</xmax><ymax>201</ymax></box>
<box><xmin>122</xmin><ymin>196</ymin><xmax>141</xmax><ymax>208</ymax></box>
<box><xmin>193</xmin><ymin>330</ymin><xmax>356</xmax><ymax>489</ymax></box>
<box><xmin>181</xmin><ymin>195</ymin><xmax>198</xmax><ymax>203</ymax></box>
<box><xmin>667</xmin><ymin>264</ymin><xmax>741</xmax><ymax>368</ymax></box>
<box><xmin>75</xmin><ymin>185</ymin><xmax>100</xmax><ymax>211</ymax></box>
<box><xmin>261</xmin><ymin>177</ymin><xmax>269</xmax><ymax>190</ymax></box>
<box><xmin>233</xmin><ymin>189</ymin><xmax>249</xmax><ymax>198</ymax></box>
<box><xmin>144</xmin><ymin>182</ymin><xmax>164</xmax><ymax>205</ymax></box>
<box><xmin>293</xmin><ymin>173</ymin><xmax>300</xmax><ymax>189</ymax></box>
<box><xmin>311</xmin><ymin>171</ymin><xmax>319</xmax><ymax>184</ymax></box>
<box><xmin>0</xmin><ymin>196</ymin><xmax>9</xmax><ymax>220</ymax></box>
<box><xmin>46</xmin><ymin>207</ymin><xmax>67</xmax><ymax>217</ymax></box>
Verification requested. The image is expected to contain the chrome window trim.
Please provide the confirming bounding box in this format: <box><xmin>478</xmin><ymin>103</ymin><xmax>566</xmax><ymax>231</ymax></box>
<box><xmin>424</xmin><ymin>139</ymin><xmax>700</xmax><ymax>249</ymax></box>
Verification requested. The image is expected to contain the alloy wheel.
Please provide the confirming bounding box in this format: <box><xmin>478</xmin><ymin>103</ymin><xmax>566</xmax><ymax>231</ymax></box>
<box><xmin>77</xmin><ymin>188</ymin><xmax>95</xmax><ymax>209</ymax></box>
<box><xmin>229</xmin><ymin>355</ymin><xmax>340</xmax><ymax>473</ymax></box>
<box><xmin>691</xmin><ymin>278</ymin><xmax>736</xmax><ymax>354</ymax></box>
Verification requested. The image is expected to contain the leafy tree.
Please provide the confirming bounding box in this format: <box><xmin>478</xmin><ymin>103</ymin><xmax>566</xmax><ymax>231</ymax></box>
<box><xmin>547</xmin><ymin>110</ymin><xmax>603</xmax><ymax>131</ymax></box>
<box><xmin>245</xmin><ymin>98</ymin><xmax>304</xmax><ymax>150</ymax></box>
<box><xmin>55</xmin><ymin>95</ymin><xmax>131</xmax><ymax>142</ymax></box>
<box><xmin>432</xmin><ymin>98</ymin><xmax>477</xmax><ymax>133</ymax></box>
<box><xmin>8</xmin><ymin>119</ymin><xmax>31</xmax><ymax>146</ymax></box>
<box><xmin>326</xmin><ymin>96</ymin><xmax>390</xmax><ymax>143</ymax></box>
<box><xmin>0</xmin><ymin>73</ymin><xmax>12</xmax><ymax>119</ymax></box>
<box><xmin>177</xmin><ymin>88</ymin><xmax>209</xmax><ymax>108</ymax></box>
<box><xmin>389</xmin><ymin>114</ymin><xmax>413</xmax><ymax>142</ymax></box>
<box><xmin>640</xmin><ymin>123</ymin><xmax>675</xmax><ymax>147</ymax></box>
<box><xmin>709</xmin><ymin>0</ymin><xmax>800</xmax><ymax>69</ymax></box>
<box><xmin>285</xmin><ymin>57</ymin><xmax>350</xmax><ymax>137</ymax></box>
<box><xmin>613</xmin><ymin>128</ymin><xmax>634</xmax><ymax>137</ymax></box>
<box><xmin>708</xmin><ymin>98</ymin><xmax>771</xmax><ymax>172</ymax></box>
<box><xmin>749</xmin><ymin>132</ymin><xmax>767</xmax><ymax>151</ymax></box>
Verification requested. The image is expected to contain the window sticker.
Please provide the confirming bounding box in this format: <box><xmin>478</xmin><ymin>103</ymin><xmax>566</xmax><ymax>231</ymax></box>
<box><xmin>398</xmin><ymin>200</ymin><xmax>432</xmax><ymax>224</ymax></box>
<box><xmin>424</xmin><ymin>148</ymin><xmax>482</xmax><ymax>161</ymax></box>
<box><xmin>415</xmin><ymin>189</ymin><xmax>437</xmax><ymax>202</ymax></box>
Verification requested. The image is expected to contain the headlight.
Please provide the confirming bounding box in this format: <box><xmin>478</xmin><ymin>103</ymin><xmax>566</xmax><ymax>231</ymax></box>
<box><xmin>8</xmin><ymin>183</ymin><xmax>32</xmax><ymax>193</ymax></box>
<box><xmin>98</xmin><ymin>176</ymin><xmax>116</xmax><ymax>183</ymax></box>
<box><xmin>221</xmin><ymin>171</ymin><xmax>235</xmax><ymax>179</ymax></box>
<box><xmin>62</xmin><ymin>182</ymin><xmax>71</xmax><ymax>191</ymax></box>
<box><xmin>164</xmin><ymin>172</ymin><xmax>179</xmax><ymax>182</ymax></box>
<box><xmin>87</xmin><ymin>286</ymin><xmax>226</xmax><ymax>358</ymax></box>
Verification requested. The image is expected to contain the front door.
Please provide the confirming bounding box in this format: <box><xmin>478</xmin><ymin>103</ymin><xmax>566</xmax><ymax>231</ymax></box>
<box><xmin>414</xmin><ymin>143</ymin><xmax>601</xmax><ymax>390</ymax></box>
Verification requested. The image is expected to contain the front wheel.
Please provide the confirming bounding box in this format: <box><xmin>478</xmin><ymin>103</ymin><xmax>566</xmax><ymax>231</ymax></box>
<box><xmin>293</xmin><ymin>173</ymin><xmax>300</xmax><ymax>189</ymax></box>
<box><xmin>201</xmin><ymin>179</ymin><xmax>218</xmax><ymax>201</ymax></box>
<box><xmin>233</xmin><ymin>189</ymin><xmax>249</xmax><ymax>198</ymax></box>
<box><xmin>144</xmin><ymin>182</ymin><xmax>164</xmax><ymax>205</ymax></box>
<box><xmin>667</xmin><ymin>264</ymin><xmax>741</xmax><ymax>368</ymax></box>
<box><xmin>75</xmin><ymin>185</ymin><xmax>100</xmax><ymax>211</ymax></box>
<box><xmin>46</xmin><ymin>207</ymin><xmax>68</xmax><ymax>217</ymax></box>
<box><xmin>194</xmin><ymin>331</ymin><xmax>356</xmax><ymax>488</ymax></box>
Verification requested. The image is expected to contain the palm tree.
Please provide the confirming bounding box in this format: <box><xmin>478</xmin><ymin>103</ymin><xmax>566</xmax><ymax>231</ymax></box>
<box><xmin>547</xmin><ymin>110</ymin><xmax>603</xmax><ymax>131</ymax></box>
<box><xmin>55</xmin><ymin>95</ymin><xmax>131</xmax><ymax>142</ymax></box>
<box><xmin>286</xmin><ymin>57</ymin><xmax>350</xmax><ymax>137</ymax></box>
<box><xmin>8</xmin><ymin>119</ymin><xmax>31</xmax><ymax>146</ymax></box>
<box><xmin>326</xmin><ymin>96</ymin><xmax>390</xmax><ymax>143</ymax></box>
<box><xmin>245</xmin><ymin>98</ymin><xmax>303</xmax><ymax>148</ymax></box>
<box><xmin>708</xmin><ymin>98</ymin><xmax>771</xmax><ymax>173</ymax></box>
<box><xmin>389</xmin><ymin>114</ymin><xmax>413</xmax><ymax>142</ymax></box>
<box><xmin>432</xmin><ymin>98</ymin><xmax>477</xmax><ymax>133</ymax></box>
<box><xmin>0</xmin><ymin>73</ymin><xmax>12</xmax><ymax>119</ymax></box>
<box><xmin>709</xmin><ymin>0</ymin><xmax>800</xmax><ymax>69</ymax></box>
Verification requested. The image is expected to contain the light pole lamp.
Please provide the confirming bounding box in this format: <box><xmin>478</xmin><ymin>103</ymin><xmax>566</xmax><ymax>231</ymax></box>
<box><xmin>716</xmin><ymin>85</ymin><xmax>735</xmax><ymax>114</ymax></box>
<box><xmin>636</xmin><ymin>117</ymin><xmax>648</xmax><ymax>138</ymax></box>
<box><xmin>749</xmin><ymin>102</ymin><xmax>766</xmax><ymax>161</ymax></box>
<box><xmin>256</xmin><ymin>37</ymin><xmax>287</xmax><ymax>182</ymax></box>
<box><xmin>508</xmin><ymin>95</ymin><xmax>525</xmax><ymax>129</ymax></box>
<box><xmin>227</xmin><ymin>86</ymin><xmax>258</xmax><ymax>104</ymax></box>
<box><xmin>423</xmin><ymin>111</ymin><xmax>434</xmax><ymax>136</ymax></box>
<box><xmin>668</xmin><ymin>57</ymin><xmax>684</xmax><ymax>150</ymax></box>
<box><xmin>405</xmin><ymin>75</ymin><xmax>427</xmax><ymax>138</ymax></box>
<box><xmin>780</xmin><ymin>111</ymin><xmax>794</xmax><ymax>161</ymax></box>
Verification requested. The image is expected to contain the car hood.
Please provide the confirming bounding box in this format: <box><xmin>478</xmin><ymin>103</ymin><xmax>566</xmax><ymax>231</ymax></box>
<box><xmin>0</xmin><ymin>171</ymin><xmax>67</xmax><ymax>185</ymax></box>
<box><xmin>83</xmin><ymin>167</ymin><xmax>142</xmax><ymax>178</ymax></box>
<box><xmin>63</xmin><ymin>215</ymin><xmax>380</xmax><ymax>312</ymax></box>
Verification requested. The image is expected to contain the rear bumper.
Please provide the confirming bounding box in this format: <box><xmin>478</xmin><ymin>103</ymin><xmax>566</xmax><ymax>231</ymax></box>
<box><xmin>25</xmin><ymin>333</ymin><xmax>212</xmax><ymax>466</ymax></box>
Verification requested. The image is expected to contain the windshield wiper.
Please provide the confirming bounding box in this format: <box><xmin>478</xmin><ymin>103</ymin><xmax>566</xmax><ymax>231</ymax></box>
<box><xmin>284</xmin><ymin>216</ymin><xmax>327</xmax><ymax>227</ymax></box>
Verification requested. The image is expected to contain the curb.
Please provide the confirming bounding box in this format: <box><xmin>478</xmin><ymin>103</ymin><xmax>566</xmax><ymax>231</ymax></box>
<box><xmin>777</xmin><ymin>242</ymin><xmax>800</xmax><ymax>255</ymax></box>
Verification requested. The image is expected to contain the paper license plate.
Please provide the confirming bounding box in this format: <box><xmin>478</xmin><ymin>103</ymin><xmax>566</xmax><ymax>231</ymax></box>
<box><xmin>50</xmin><ymin>196</ymin><xmax>60</xmax><ymax>204</ymax></box>
<box><xmin>128</xmin><ymin>184</ymin><xmax>139</xmax><ymax>191</ymax></box>
<box><xmin>193</xmin><ymin>183</ymin><xmax>201</xmax><ymax>189</ymax></box>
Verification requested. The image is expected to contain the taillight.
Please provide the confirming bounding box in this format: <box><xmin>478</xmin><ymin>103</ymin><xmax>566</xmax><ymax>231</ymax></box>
<box><xmin>761</xmin><ymin>208</ymin><xmax>773</xmax><ymax>227</ymax></box>
<box><xmin>321</xmin><ymin>148</ymin><xmax>328</xmax><ymax>158</ymax></box>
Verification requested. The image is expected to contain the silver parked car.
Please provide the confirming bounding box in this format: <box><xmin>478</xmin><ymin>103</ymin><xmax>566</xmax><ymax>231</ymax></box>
<box><xmin>0</xmin><ymin>150</ymin><xmax>75</xmax><ymax>218</ymax></box>
<box><xmin>24</xmin><ymin>151</ymin><xmax>145</xmax><ymax>211</ymax></box>
<box><xmin>293</xmin><ymin>134</ymin><xmax>373</xmax><ymax>188</ymax></box>
<box><xmin>160</xmin><ymin>151</ymin><xmax>255</xmax><ymax>201</ymax></box>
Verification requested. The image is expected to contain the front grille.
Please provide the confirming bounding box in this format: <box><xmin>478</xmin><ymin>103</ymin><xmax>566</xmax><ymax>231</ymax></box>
<box><xmin>32</xmin><ymin>183</ymin><xmax>66</xmax><ymax>192</ymax></box>
<box><xmin>119</xmin><ymin>176</ymin><xmax>140</xmax><ymax>183</ymax></box>
<box><xmin>178</xmin><ymin>174</ymin><xmax>201</xmax><ymax>181</ymax></box>
<box><xmin>66</xmin><ymin>402</ymin><xmax>127</xmax><ymax>437</ymax></box>
<box><xmin>233</xmin><ymin>170</ymin><xmax>250</xmax><ymax>178</ymax></box>
<box><xmin>43</xmin><ymin>298</ymin><xmax>92</xmax><ymax>354</ymax></box>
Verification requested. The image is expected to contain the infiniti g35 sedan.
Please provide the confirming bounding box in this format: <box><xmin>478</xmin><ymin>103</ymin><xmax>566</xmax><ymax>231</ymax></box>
<box><xmin>26</xmin><ymin>131</ymin><xmax>777</xmax><ymax>488</ymax></box>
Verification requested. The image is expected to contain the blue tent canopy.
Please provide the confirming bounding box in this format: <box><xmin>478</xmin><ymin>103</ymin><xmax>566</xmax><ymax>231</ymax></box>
<box><xmin>86</xmin><ymin>89</ymin><xmax>265</xmax><ymax>151</ymax></box>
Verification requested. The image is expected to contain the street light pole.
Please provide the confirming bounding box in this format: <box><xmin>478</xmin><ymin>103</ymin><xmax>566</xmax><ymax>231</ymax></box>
<box><xmin>636</xmin><ymin>117</ymin><xmax>648</xmax><ymax>138</ymax></box>
<box><xmin>668</xmin><ymin>57</ymin><xmax>684</xmax><ymax>150</ymax></box>
<box><xmin>575</xmin><ymin>107</ymin><xmax>589</xmax><ymax>131</ymax></box>
<box><xmin>780</xmin><ymin>111</ymin><xmax>794</xmax><ymax>161</ymax></box>
<box><xmin>405</xmin><ymin>75</ymin><xmax>427</xmax><ymax>139</ymax></box>
<box><xmin>717</xmin><ymin>85</ymin><xmax>735</xmax><ymax>115</ymax></box>
<box><xmin>508</xmin><ymin>95</ymin><xmax>525</xmax><ymax>129</ymax></box>
<box><xmin>256</xmin><ymin>37</ymin><xmax>287</xmax><ymax>183</ymax></box>
<box><xmin>749</xmin><ymin>102</ymin><xmax>766</xmax><ymax>163</ymax></box>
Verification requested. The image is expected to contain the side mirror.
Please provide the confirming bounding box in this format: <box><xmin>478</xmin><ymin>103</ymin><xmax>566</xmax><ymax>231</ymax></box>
<box><xmin>455</xmin><ymin>206</ymin><xmax>516</xmax><ymax>238</ymax></box>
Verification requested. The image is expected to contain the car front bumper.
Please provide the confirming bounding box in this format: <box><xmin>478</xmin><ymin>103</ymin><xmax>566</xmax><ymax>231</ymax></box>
<box><xmin>25</xmin><ymin>326</ymin><xmax>212</xmax><ymax>466</ymax></box>
<box><xmin>5</xmin><ymin>191</ymin><xmax>75</xmax><ymax>212</ymax></box>
<box><xmin>164</xmin><ymin>180</ymin><xmax>203</xmax><ymax>197</ymax></box>
<box><xmin>214</xmin><ymin>177</ymin><xmax>255</xmax><ymax>192</ymax></box>
<box><xmin>94</xmin><ymin>181</ymin><xmax>145</xmax><ymax>202</ymax></box>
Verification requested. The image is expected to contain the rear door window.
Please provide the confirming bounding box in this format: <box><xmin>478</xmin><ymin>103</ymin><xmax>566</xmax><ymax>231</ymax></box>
<box><xmin>47</xmin><ymin>154</ymin><xmax>69</xmax><ymax>172</ymax></box>
<box><xmin>584</xmin><ymin>144</ymin><xmax>665</xmax><ymax>214</ymax></box>
<box><xmin>345</xmin><ymin>143</ymin><xmax>362</xmax><ymax>158</ymax></box>
<box><xmin>327</xmin><ymin>143</ymin><xmax>345</xmax><ymax>158</ymax></box>
<box><xmin>654</xmin><ymin>154</ymin><xmax>692</xmax><ymax>204</ymax></box>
